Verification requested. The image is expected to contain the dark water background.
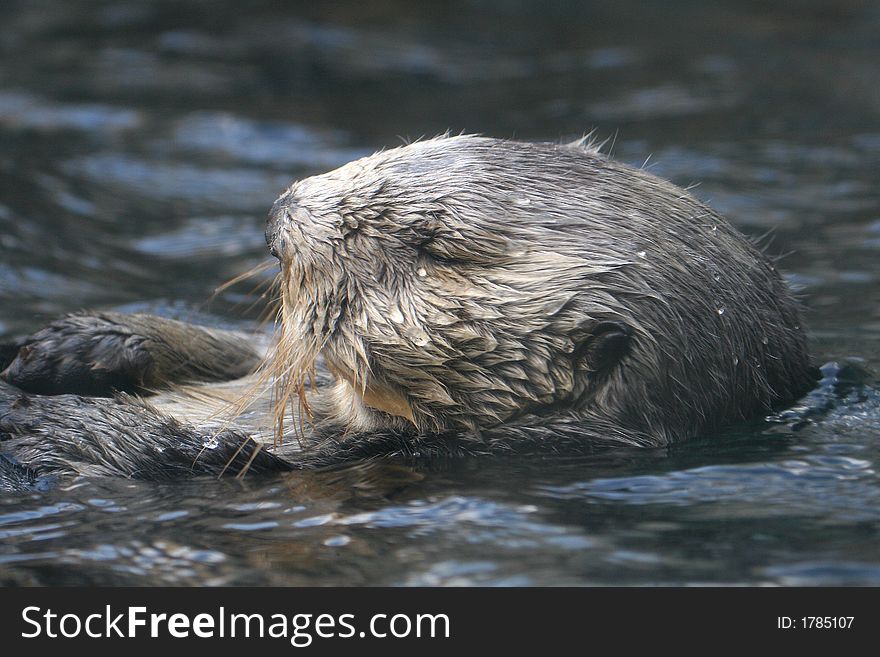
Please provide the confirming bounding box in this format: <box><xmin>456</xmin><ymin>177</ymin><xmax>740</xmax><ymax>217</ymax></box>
<box><xmin>1</xmin><ymin>0</ymin><xmax>879</xmax><ymax>585</ymax></box>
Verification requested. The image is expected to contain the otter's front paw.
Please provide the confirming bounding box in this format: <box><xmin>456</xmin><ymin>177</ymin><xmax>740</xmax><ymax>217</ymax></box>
<box><xmin>1</xmin><ymin>312</ymin><xmax>262</xmax><ymax>397</ymax></box>
<box><xmin>0</xmin><ymin>314</ymin><xmax>154</xmax><ymax>397</ymax></box>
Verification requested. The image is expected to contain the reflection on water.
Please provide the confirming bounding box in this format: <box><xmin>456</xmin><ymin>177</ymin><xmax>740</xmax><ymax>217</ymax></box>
<box><xmin>1</xmin><ymin>0</ymin><xmax>879</xmax><ymax>586</ymax></box>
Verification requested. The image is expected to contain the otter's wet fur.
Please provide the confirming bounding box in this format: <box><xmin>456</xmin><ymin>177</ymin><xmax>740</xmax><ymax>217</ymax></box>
<box><xmin>0</xmin><ymin>135</ymin><xmax>815</xmax><ymax>487</ymax></box>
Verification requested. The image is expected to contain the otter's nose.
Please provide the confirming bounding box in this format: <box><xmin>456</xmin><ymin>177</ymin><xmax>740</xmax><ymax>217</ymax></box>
<box><xmin>265</xmin><ymin>221</ymin><xmax>281</xmax><ymax>260</ymax></box>
<box><xmin>265</xmin><ymin>200</ymin><xmax>289</xmax><ymax>261</ymax></box>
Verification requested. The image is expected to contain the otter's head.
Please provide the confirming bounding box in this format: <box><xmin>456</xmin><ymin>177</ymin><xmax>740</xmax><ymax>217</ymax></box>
<box><xmin>264</xmin><ymin>135</ymin><xmax>633</xmax><ymax>438</ymax></box>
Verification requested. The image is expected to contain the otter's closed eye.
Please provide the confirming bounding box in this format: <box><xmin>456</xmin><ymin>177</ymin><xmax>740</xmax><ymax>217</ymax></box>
<box><xmin>418</xmin><ymin>237</ymin><xmax>466</xmax><ymax>265</ymax></box>
<box><xmin>417</xmin><ymin>227</ymin><xmax>511</xmax><ymax>265</ymax></box>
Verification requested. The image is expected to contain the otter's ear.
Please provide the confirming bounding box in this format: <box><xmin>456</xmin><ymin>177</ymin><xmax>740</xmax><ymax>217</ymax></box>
<box><xmin>577</xmin><ymin>321</ymin><xmax>632</xmax><ymax>374</ymax></box>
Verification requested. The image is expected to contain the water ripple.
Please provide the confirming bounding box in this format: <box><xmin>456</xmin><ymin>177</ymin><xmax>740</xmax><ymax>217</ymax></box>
<box><xmin>0</xmin><ymin>90</ymin><xmax>141</xmax><ymax>133</ymax></box>
<box><xmin>170</xmin><ymin>112</ymin><xmax>366</xmax><ymax>169</ymax></box>
<box><xmin>61</xmin><ymin>154</ymin><xmax>290</xmax><ymax>209</ymax></box>
<box><xmin>538</xmin><ymin>456</ymin><xmax>880</xmax><ymax>520</ymax></box>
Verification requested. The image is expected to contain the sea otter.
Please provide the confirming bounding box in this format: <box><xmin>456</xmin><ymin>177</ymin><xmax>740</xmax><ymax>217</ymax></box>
<box><xmin>0</xmin><ymin>135</ymin><xmax>816</xmax><ymax>489</ymax></box>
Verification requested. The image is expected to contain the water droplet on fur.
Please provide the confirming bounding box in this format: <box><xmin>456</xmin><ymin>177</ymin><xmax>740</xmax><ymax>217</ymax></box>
<box><xmin>637</xmin><ymin>250</ymin><xmax>647</xmax><ymax>259</ymax></box>
<box><xmin>405</xmin><ymin>326</ymin><xmax>431</xmax><ymax>347</ymax></box>
<box><xmin>716</xmin><ymin>307</ymin><xmax>725</xmax><ymax>315</ymax></box>
<box><xmin>711</xmin><ymin>224</ymin><xmax>718</xmax><ymax>232</ymax></box>
<box><xmin>514</xmin><ymin>196</ymin><xmax>531</xmax><ymax>206</ymax></box>
<box><xmin>733</xmin><ymin>356</ymin><xmax>739</xmax><ymax>366</ymax></box>
<box><xmin>713</xmin><ymin>273</ymin><xmax>721</xmax><ymax>282</ymax></box>
<box><xmin>202</xmin><ymin>436</ymin><xmax>219</xmax><ymax>450</ymax></box>
<box><xmin>389</xmin><ymin>307</ymin><xmax>404</xmax><ymax>324</ymax></box>
<box><xmin>417</xmin><ymin>267</ymin><xmax>427</xmax><ymax>277</ymax></box>
<box><xmin>761</xmin><ymin>336</ymin><xmax>769</xmax><ymax>345</ymax></box>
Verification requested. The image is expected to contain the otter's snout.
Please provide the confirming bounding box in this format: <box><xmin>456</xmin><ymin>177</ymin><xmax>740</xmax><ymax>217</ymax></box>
<box><xmin>266</xmin><ymin>198</ymin><xmax>290</xmax><ymax>261</ymax></box>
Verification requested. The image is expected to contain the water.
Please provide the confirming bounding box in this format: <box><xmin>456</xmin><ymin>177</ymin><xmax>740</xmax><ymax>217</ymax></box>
<box><xmin>1</xmin><ymin>0</ymin><xmax>879</xmax><ymax>586</ymax></box>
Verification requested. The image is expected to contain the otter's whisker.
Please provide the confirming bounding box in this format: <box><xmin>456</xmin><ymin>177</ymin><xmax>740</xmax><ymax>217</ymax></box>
<box><xmin>211</xmin><ymin>260</ymin><xmax>275</xmax><ymax>298</ymax></box>
<box><xmin>234</xmin><ymin>440</ymin><xmax>263</xmax><ymax>481</ymax></box>
<box><xmin>218</xmin><ymin>437</ymin><xmax>251</xmax><ymax>479</ymax></box>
